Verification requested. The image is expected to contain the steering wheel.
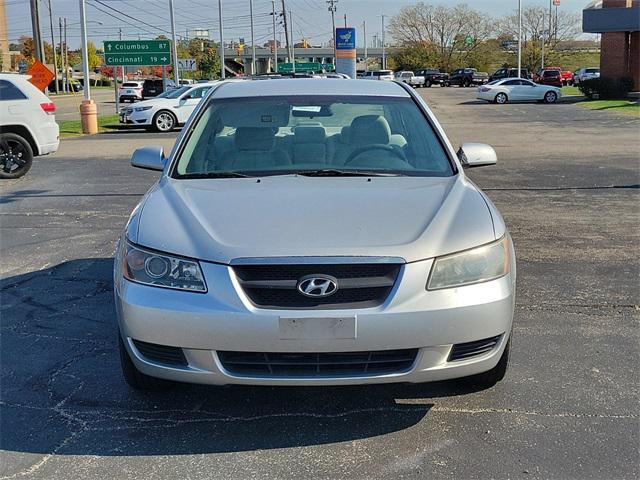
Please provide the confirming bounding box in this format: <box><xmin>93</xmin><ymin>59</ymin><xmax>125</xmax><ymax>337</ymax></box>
<box><xmin>344</xmin><ymin>144</ymin><xmax>407</xmax><ymax>166</ymax></box>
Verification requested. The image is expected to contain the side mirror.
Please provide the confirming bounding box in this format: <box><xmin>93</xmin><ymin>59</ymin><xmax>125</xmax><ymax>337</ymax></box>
<box><xmin>457</xmin><ymin>143</ymin><xmax>497</xmax><ymax>168</ymax></box>
<box><xmin>131</xmin><ymin>145</ymin><xmax>166</xmax><ymax>171</ymax></box>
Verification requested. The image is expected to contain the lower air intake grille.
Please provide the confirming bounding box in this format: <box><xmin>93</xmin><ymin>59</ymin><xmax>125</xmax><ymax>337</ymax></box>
<box><xmin>448</xmin><ymin>335</ymin><xmax>502</xmax><ymax>362</ymax></box>
<box><xmin>132</xmin><ymin>339</ymin><xmax>188</xmax><ymax>367</ymax></box>
<box><xmin>218</xmin><ymin>349</ymin><xmax>418</xmax><ymax>377</ymax></box>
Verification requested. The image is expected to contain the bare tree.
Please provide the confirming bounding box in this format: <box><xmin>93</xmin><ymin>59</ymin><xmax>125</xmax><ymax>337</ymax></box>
<box><xmin>499</xmin><ymin>6</ymin><xmax>581</xmax><ymax>69</ymax></box>
<box><xmin>388</xmin><ymin>3</ymin><xmax>495</xmax><ymax>70</ymax></box>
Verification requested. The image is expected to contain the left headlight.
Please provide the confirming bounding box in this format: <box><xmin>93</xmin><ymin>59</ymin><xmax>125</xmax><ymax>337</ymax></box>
<box><xmin>134</xmin><ymin>106</ymin><xmax>153</xmax><ymax>112</ymax></box>
<box><xmin>427</xmin><ymin>236</ymin><xmax>509</xmax><ymax>290</ymax></box>
<box><xmin>122</xmin><ymin>242</ymin><xmax>207</xmax><ymax>292</ymax></box>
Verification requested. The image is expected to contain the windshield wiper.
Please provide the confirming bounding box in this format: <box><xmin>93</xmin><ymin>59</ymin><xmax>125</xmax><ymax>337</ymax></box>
<box><xmin>180</xmin><ymin>171</ymin><xmax>253</xmax><ymax>179</ymax></box>
<box><xmin>296</xmin><ymin>169</ymin><xmax>405</xmax><ymax>177</ymax></box>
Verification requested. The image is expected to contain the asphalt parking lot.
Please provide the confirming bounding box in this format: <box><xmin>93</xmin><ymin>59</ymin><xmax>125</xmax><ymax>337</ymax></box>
<box><xmin>1</xmin><ymin>86</ymin><xmax>638</xmax><ymax>479</ymax></box>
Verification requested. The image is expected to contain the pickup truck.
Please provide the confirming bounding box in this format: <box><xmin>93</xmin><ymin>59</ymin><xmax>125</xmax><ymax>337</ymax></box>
<box><xmin>415</xmin><ymin>69</ymin><xmax>450</xmax><ymax>87</ymax></box>
<box><xmin>449</xmin><ymin>68</ymin><xmax>489</xmax><ymax>87</ymax></box>
<box><xmin>394</xmin><ymin>71</ymin><xmax>425</xmax><ymax>88</ymax></box>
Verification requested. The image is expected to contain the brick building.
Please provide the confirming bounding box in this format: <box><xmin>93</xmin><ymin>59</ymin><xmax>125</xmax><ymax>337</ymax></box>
<box><xmin>583</xmin><ymin>0</ymin><xmax>640</xmax><ymax>90</ymax></box>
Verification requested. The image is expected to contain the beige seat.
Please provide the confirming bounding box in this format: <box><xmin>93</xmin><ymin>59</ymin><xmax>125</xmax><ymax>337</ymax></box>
<box><xmin>221</xmin><ymin>127</ymin><xmax>291</xmax><ymax>170</ymax></box>
<box><xmin>331</xmin><ymin>115</ymin><xmax>393</xmax><ymax>165</ymax></box>
<box><xmin>292</xmin><ymin>125</ymin><xmax>329</xmax><ymax>165</ymax></box>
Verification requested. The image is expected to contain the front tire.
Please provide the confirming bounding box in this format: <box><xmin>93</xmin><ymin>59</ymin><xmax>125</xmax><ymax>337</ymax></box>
<box><xmin>494</xmin><ymin>92</ymin><xmax>508</xmax><ymax>104</ymax></box>
<box><xmin>425</xmin><ymin>80</ymin><xmax>431</xmax><ymax>88</ymax></box>
<box><xmin>0</xmin><ymin>133</ymin><xmax>34</xmax><ymax>179</ymax></box>
<box><xmin>118</xmin><ymin>331</ymin><xmax>173</xmax><ymax>390</ymax></box>
<box><xmin>153</xmin><ymin>110</ymin><xmax>177</xmax><ymax>132</ymax></box>
<box><xmin>466</xmin><ymin>336</ymin><xmax>510</xmax><ymax>389</ymax></box>
<box><xmin>544</xmin><ymin>91</ymin><xmax>558</xmax><ymax>103</ymax></box>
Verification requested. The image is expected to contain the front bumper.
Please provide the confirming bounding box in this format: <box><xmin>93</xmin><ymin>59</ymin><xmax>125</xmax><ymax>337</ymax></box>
<box><xmin>115</xmin><ymin>254</ymin><xmax>516</xmax><ymax>386</ymax></box>
<box><xmin>119</xmin><ymin>111</ymin><xmax>152</xmax><ymax>125</ymax></box>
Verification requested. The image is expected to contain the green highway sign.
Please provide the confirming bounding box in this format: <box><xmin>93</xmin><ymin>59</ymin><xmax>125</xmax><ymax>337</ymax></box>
<box><xmin>103</xmin><ymin>40</ymin><xmax>172</xmax><ymax>66</ymax></box>
<box><xmin>279</xmin><ymin>62</ymin><xmax>334</xmax><ymax>73</ymax></box>
<box><xmin>104</xmin><ymin>53</ymin><xmax>171</xmax><ymax>66</ymax></box>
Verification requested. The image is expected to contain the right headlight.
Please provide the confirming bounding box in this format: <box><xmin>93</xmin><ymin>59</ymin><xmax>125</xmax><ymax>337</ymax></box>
<box><xmin>122</xmin><ymin>241</ymin><xmax>207</xmax><ymax>292</ymax></box>
<box><xmin>427</xmin><ymin>236</ymin><xmax>509</xmax><ymax>290</ymax></box>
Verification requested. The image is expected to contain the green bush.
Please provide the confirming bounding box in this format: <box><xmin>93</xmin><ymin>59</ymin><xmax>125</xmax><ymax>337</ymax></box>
<box><xmin>578</xmin><ymin>76</ymin><xmax>634</xmax><ymax>99</ymax></box>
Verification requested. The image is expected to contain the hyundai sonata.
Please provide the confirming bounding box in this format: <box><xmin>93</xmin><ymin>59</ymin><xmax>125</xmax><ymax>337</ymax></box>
<box><xmin>114</xmin><ymin>78</ymin><xmax>516</xmax><ymax>390</ymax></box>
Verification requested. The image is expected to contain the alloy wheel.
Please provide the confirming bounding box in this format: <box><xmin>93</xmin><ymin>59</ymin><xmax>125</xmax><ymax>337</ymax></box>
<box><xmin>0</xmin><ymin>139</ymin><xmax>28</xmax><ymax>175</ymax></box>
<box><xmin>495</xmin><ymin>93</ymin><xmax>507</xmax><ymax>104</ymax></box>
<box><xmin>155</xmin><ymin>112</ymin><xmax>175</xmax><ymax>132</ymax></box>
<box><xmin>545</xmin><ymin>91</ymin><xmax>557</xmax><ymax>103</ymax></box>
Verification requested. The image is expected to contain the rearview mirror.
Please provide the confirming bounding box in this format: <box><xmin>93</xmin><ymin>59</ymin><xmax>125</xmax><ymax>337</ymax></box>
<box><xmin>457</xmin><ymin>143</ymin><xmax>497</xmax><ymax>168</ymax></box>
<box><xmin>131</xmin><ymin>145</ymin><xmax>166</xmax><ymax>171</ymax></box>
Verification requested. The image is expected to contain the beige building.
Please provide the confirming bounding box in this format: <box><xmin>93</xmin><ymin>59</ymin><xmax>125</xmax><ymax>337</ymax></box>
<box><xmin>0</xmin><ymin>0</ymin><xmax>12</xmax><ymax>71</ymax></box>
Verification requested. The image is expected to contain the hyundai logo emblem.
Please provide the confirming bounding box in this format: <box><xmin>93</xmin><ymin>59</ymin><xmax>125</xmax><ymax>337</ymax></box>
<box><xmin>297</xmin><ymin>274</ymin><xmax>339</xmax><ymax>298</ymax></box>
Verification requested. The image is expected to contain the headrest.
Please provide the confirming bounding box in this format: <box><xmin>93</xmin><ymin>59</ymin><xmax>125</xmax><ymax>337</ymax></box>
<box><xmin>294</xmin><ymin>126</ymin><xmax>326</xmax><ymax>144</ymax></box>
<box><xmin>234</xmin><ymin>127</ymin><xmax>276</xmax><ymax>151</ymax></box>
<box><xmin>349</xmin><ymin>115</ymin><xmax>391</xmax><ymax>145</ymax></box>
<box><xmin>340</xmin><ymin>126</ymin><xmax>351</xmax><ymax>144</ymax></box>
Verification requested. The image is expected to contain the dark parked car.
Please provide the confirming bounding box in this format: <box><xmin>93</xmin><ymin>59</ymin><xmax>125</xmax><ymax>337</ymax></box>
<box><xmin>449</xmin><ymin>68</ymin><xmax>489</xmax><ymax>87</ymax></box>
<box><xmin>415</xmin><ymin>69</ymin><xmax>450</xmax><ymax>87</ymax></box>
<box><xmin>489</xmin><ymin>68</ymin><xmax>530</xmax><ymax>82</ymax></box>
<box><xmin>533</xmin><ymin>68</ymin><xmax>563</xmax><ymax>87</ymax></box>
<box><xmin>47</xmin><ymin>79</ymin><xmax>83</xmax><ymax>92</ymax></box>
<box><xmin>142</xmin><ymin>79</ymin><xmax>175</xmax><ymax>99</ymax></box>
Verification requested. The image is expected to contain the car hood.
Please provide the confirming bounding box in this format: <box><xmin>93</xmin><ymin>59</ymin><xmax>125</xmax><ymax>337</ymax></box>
<box><xmin>133</xmin><ymin>175</ymin><xmax>497</xmax><ymax>264</ymax></box>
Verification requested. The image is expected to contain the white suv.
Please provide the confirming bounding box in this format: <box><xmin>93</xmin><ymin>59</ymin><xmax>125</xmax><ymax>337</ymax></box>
<box><xmin>118</xmin><ymin>80</ymin><xmax>144</xmax><ymax>103</ymax></box>
<box><xmin>0</xmin><ymin>74</ymin><xmax>59</xmax><ymax>179</ymax></box>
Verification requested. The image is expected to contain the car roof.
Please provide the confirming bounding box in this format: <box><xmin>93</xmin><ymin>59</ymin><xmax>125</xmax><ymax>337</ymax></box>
<box><xmin>213</xmin><ymin>78</ymin><xmax>410</xmax><ymax>99</ymax></box>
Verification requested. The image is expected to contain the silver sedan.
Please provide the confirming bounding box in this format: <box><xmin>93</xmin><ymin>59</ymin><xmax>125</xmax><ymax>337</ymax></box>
<box><xmin>477</xmin><ymin>78</ymin><xmax>562</xmax><ymax>104</ymax></box>
<box><xmin>114</xmin><ymin>78</ymin><xmax>516</xmax><ymax>390</ymax></box>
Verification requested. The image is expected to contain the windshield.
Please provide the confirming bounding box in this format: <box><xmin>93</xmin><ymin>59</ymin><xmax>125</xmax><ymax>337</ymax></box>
<box><xmin>173</xmin><ymin>95</ymin><xmax>454</xmax><ymax>178</ymax></box>
<box><xmin>164</xmin><ymin>86</ymin><xmax>190</xmax><ymax>99</ymax></box>
<box><xmin>586</xmin><ymin>68</ymin><xmax>599</xmax><ymax>74</ymax></box>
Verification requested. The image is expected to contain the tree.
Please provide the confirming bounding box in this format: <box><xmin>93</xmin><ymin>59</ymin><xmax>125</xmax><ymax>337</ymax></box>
<box><xmin>86</xmin><ymin>41</ymin><xmax>102</xmax><ymax>69</ymax></box>
<box><xmin>388</xmin><ymin>3</ymin><xmax>495</xmax><ymax>71</ymax></box>
<box><xmin>498</xmin><ymin>6</ymin><xmax>581</xmax><ymax>71</ymax></box>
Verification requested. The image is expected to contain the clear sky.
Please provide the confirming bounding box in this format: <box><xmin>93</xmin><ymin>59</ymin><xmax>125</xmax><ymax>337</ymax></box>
<box><xmin>5</xmin><ymin>0</ymin><xmax>589</xmax><ymax>49</ymax></box>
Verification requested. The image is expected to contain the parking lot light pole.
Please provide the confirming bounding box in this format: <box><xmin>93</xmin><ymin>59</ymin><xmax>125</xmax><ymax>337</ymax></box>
<box><xmin>169</xmin><ymin>0</ymin><xmax>179</xmax><ymax>85</ymax></box>
<box><xmin>250</xmin><ymin>0</ymin><xmax>256</xmax><ymax>75</ymax></box>
<box><xmin>517</xmin><ymin>0</ymin><xmax>522</xmax><ymax>77</ymax></box>
<box><xmin>271</xmin><ymin>0</ymin><xmax>278</xmax><ymax>72</ymax></box>
<box><xmin>78</xmin><ymin>0</ymin><xmax>98</xmax><ymax>134</ymax></box>
<box><xmin>218</xmin><ymin>0</ymin><xmax>225</xmax><ymax>79</ymax></box>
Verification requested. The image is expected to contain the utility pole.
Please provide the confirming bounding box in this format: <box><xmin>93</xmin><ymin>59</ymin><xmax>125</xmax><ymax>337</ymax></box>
<box><xmin>344</xmin><ymin>14</ymin><xmax>347</xmax><ymax>28</ymax></box>
<box><xmin>289</xmin><ymin>10</ymin><xmax>295</xmax><ymax>73</ymax></box>
<box><xmin>218</xmin><ymin>0</ymin><xmax>225</xmax><ymax>79</ymax></box>
<box><xmin>517</xmin><ymin>0</ymin><xmax>522</xmax><ymax>77</ymax></box>
<box><xmin>381</xmin><ymin>14</ymin><xmax>386</xmax><ymax>70</ymax></box>
<box><xmin>281</xmin><ymin>0</ymin><xmax>290</xmax><ymax>63</ymax></box>
<box><xmin>29</xmin><ymin>0</ymin><xmax>44</xmax><ymax>62</ymax></box>
<box><xmin>169</xmin><ymin>0</ymin><xmax>179</xmax><ymax>84</ymax></box>
<box><xmin>58</xmin><ymin>17</ymin><xmax>65</xmax><ymax>92</ymax></box>
<box><xmin>64</xmin><ymin>18</ymin><xmax>68</xmax><ymax>91</ymax></box>
<box><xmin>362</xmin><ymin>20</ymin><xmax>367</xmax><ymax>72</ymax></box>
<box><xmin>78</xmin><ymin>0</ymin><xmax>97</xmax><ymax>134</ymax></box>
<box><xmin>46</xmin><ymin>0</ymin><xmax>58</xmax><ymax>93</ymax></box>
<box><xmin>249</xmin><ymin>0</ymin><xmax>256</xmax><ymax>75</ymax></box>
<box><xmin>327</xmin><ymin>0</ymin><xmax>337</xmax><ymax>66</ymax></box>
<box><xmin>271</xmin><ymin>0</ymin><xmax>278</xmax><ymax>72</ymax></box>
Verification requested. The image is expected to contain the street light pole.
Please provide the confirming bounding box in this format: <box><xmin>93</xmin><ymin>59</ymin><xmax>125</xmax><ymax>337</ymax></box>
<box><xmin>218</xmin><ymin>0</ymin><xmax>225</xmax><ymax>79</ymax></box>
<box><xmin>517</xmin><ymin>0</ymin><xmax>522</xmax><ymax>77</ymax></box>
<box><xmin>169</xmin><ymin>0</ymin><xmax>179</xmax><ymax>84</ymax></box>
<box><xmin>289</xmin><ymin>10</ymin><xmax>295</xmax><ymax>73</ymax></box>
<box><xmin>29</xmin><ymin>0</ymin><xmax>44</xmax><ymax>62</ymax></box>
<box><xmin>78</xmin><ymin>0</ymin><xmax>97</xmax><ymax>134</ymax></box>
<box><xmin>58</xmin><ymin>17</ymin><xmax>65</xmax><ymax>92</ymax></box>
<box><xmin>249</xmin><ymin>0</ymin><xmax>256</xmax><ymax>74</ymax></box>
<box><xmin>46</xmin><ymin>0</ymin><xmax>58</xmax><ymax>94</ymax></box>
<box><xmin>381</xmin><ymin>14</ymin><xmax>386</xmax><ymax>70</ymax></box>
<box><xmin>363</xmin><ymin>20</ymin><xmax>367</xmax><ymax>72</ymax></box>
<box><xmin>271</xmin><ymin>0</ymin><xmax>278</xmax><ymax>72</ymax></box>
<box><xmin>327</xmin><ymin>0</ymin><xmax>337</xmax><ymax>67</ymax></box>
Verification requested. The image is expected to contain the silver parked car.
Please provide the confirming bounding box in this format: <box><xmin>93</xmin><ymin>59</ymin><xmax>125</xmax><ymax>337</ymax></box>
<box><xmin>115</xmin><ymin>78</ymin><xmax>516</xmax><ymax>390</ymax></box>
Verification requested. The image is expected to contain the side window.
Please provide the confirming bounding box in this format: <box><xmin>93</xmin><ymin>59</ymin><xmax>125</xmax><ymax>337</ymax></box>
<box><xmin>503</xmin><ymin>80</ymin><xmax>520</xmax><ymax>86</ymax></box>
<box><xmin>0</xmin><ymin>80</ymin><xmax>27</xmax><ymax>101</ymax></box>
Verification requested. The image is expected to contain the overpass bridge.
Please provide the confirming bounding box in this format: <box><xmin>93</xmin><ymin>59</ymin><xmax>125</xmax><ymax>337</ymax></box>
<box><xmin>223</xmin><ymin>46</ymin><xmax>395</xmax><ymax>74</ymax></box>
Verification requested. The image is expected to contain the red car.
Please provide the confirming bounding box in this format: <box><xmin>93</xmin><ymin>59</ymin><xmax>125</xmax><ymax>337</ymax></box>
<box><xmin>545</xmin><ymin>67</ymin><xmax>574</xmax><ymax>85</ymax></box>
<box><xmin>534</xmin><ymin>68</ymin><xmax>563</xmax><ymax>87</ymax></box>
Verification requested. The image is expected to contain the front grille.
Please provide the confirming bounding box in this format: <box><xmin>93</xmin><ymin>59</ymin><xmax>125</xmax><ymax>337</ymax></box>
<box><xmin>218</xmin><ymin>349</ymin><xmax>418</xmax><ymax>377</ymax></box>
<box><xmin>132</xmin><ymin>339</ymin><xmax>188</xmax><ymax>367</ymax></box>
<box><xmin>448</xmin><ymin>335</ymin><xmax>502</xmax><ymax>362</ymax></box>
<box><xmin>233</xmin><ymin>263</ymin><xmax>401</xmax><ymax>309</ymax></box>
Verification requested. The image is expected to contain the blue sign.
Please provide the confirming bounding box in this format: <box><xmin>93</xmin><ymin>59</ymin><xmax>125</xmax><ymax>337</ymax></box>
<box><xmin>335</xmin><ymin>28</ymin><xmax>356</xmax><ymax>50</ymax></box>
